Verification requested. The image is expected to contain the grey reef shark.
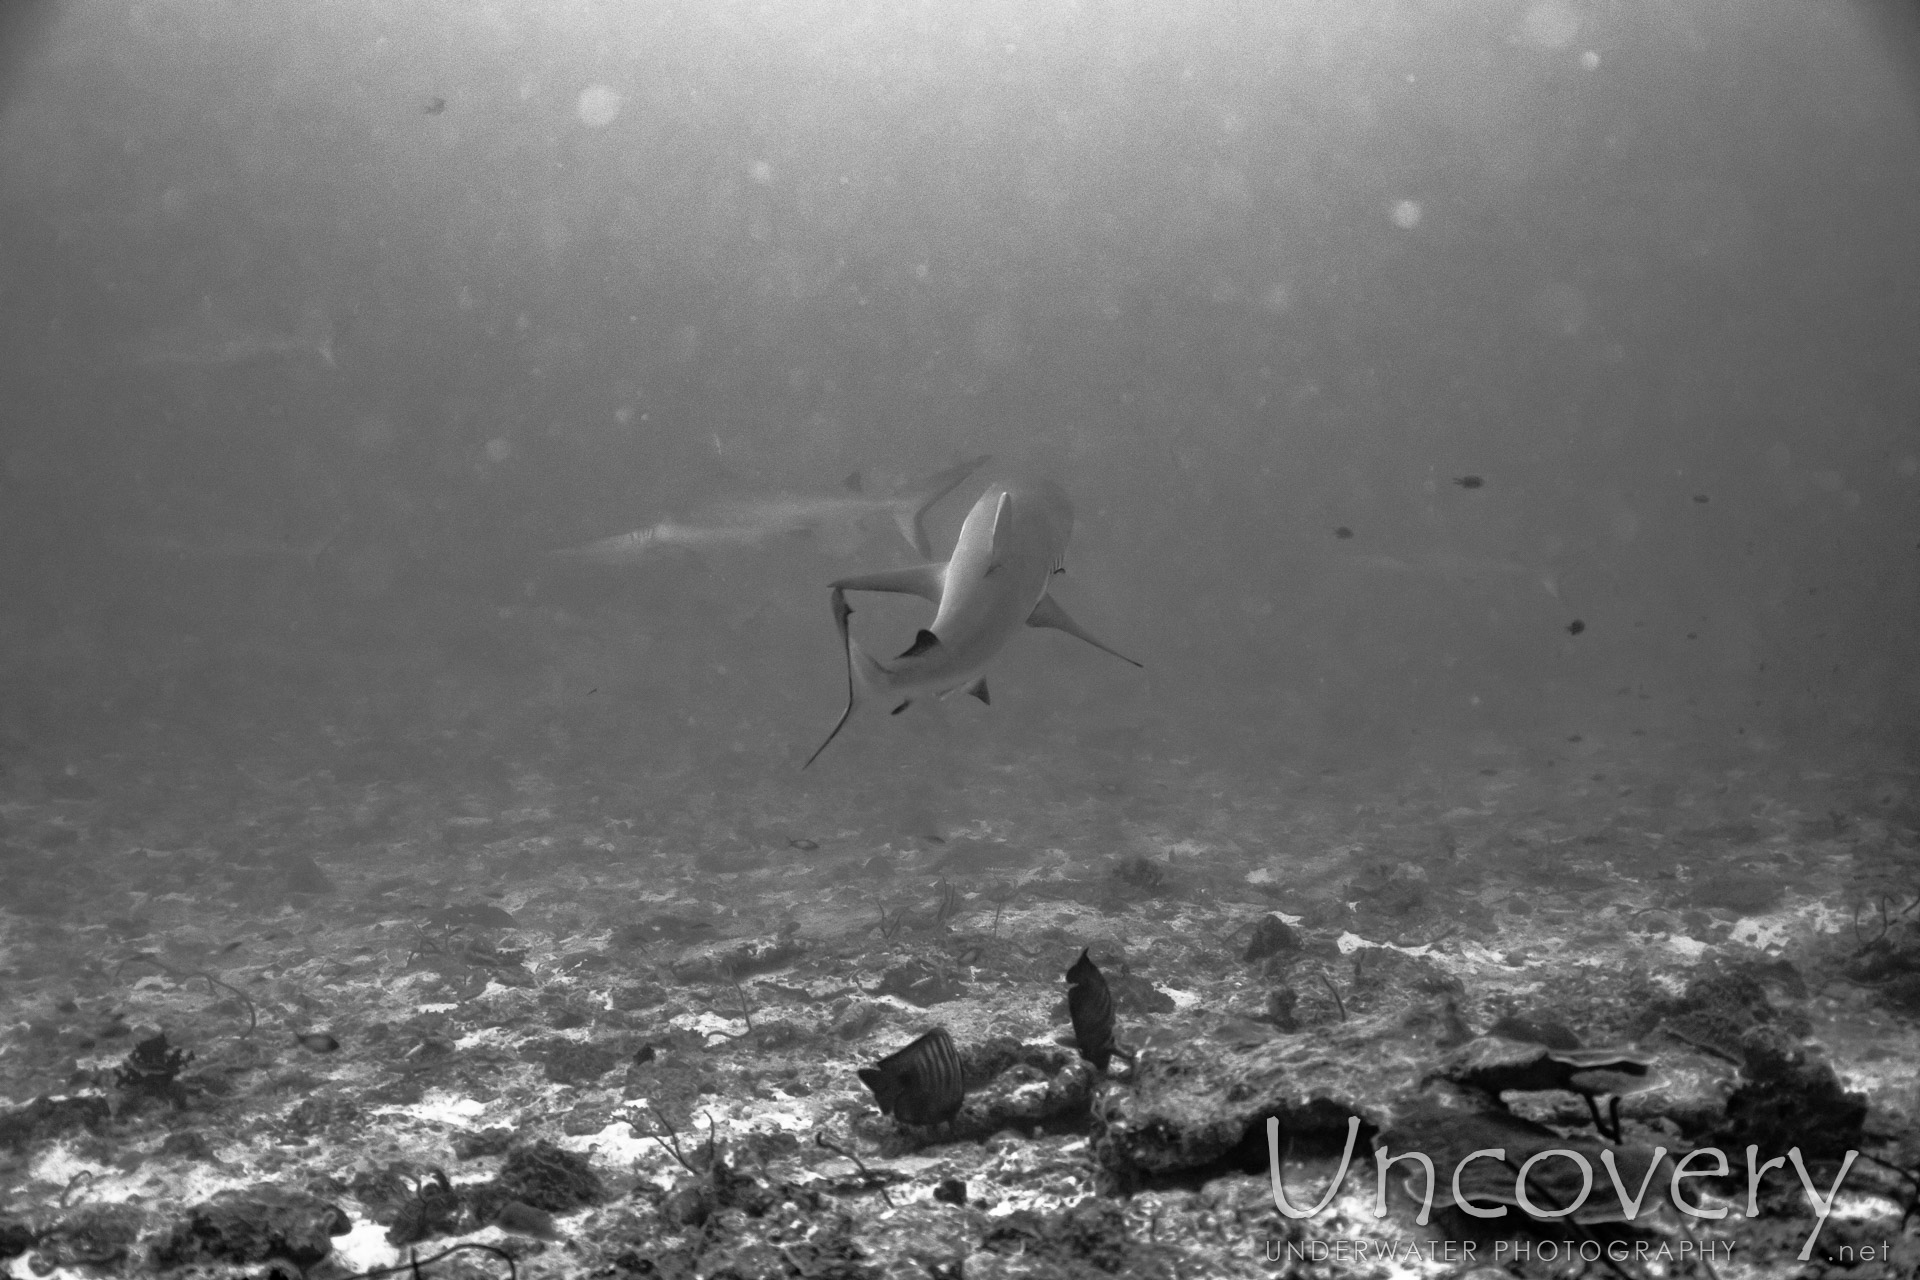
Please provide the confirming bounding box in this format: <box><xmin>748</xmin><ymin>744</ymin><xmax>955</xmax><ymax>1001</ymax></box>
<box><xmin>805</xmin><ymin>464</ymin><xmax>1143</xmax><ymax>767</ymax></box>
<box><xmin>553</xmin><ymin>456</ymin><xmax>990</xmax><ymax>564</ymax></box>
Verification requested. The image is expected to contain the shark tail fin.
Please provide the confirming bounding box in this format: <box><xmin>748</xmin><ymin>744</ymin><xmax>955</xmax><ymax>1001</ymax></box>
<box><xmin>890</xmin><ymin>455</ymin><xmax>991</xmax><ymax>559</ymax></box>
<box><xmin>303</xmin><ymin>515</ymin><xmax>350</xmax><ymax>568</ymax></box>
<box><xmin>804</xmin><ymin>588</ymin><xmax>885</xmax><ymax>769</ymax></box>
<box><xmin>296</xmin><ymin>307</ymin><xmax>336</xmax><ymax>368</ymax></box>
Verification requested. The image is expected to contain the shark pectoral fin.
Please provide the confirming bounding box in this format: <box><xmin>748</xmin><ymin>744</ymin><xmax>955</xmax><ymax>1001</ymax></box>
<box><xmin>894</xmin><ymin>454</ymin><xmax>991</xmax><ymax>558</ymax></box>
<box><xmin>1027</xmin><ymin>594</ymin><xmax>1144</xmax><ymax>668</ymax></box>
<box><xmin>985</xmin><ymin>491</ymin><xmax>1014</xmax><ymax>575</ymax></box>
<box><xmin>897</xmin><ymin>629</ymin><xmax>941</xmax><ymax>659</ymax></box>
<box><xmin>830</xmin><ymin>563</ymin><xmax>947</xmax><ymax>604</ymax></box>
<box><xmin>966</xmin><ymin>678</ymin><xmax>990</xmax><ymax>705</ymax></box>
<box><xmin>891</xmin><ymin>700</ymin><xmax>912</xmax><ymax>715</ymax></box>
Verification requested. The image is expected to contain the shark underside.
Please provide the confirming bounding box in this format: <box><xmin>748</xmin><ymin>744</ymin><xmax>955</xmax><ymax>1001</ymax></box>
<box><xmin>804</xmin><ymin>473</ymin><xmax>1141</xmax><ymax>768</ymax></box>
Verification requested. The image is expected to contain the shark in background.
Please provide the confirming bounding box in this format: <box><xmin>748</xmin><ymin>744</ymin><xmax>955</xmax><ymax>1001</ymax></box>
<box><xmin>554</xmin><ymin>455</ymin><xmax>990</xmax><ymax>565</ymax></box>
<box><xmin>130</xmin><ymin>517</ymin><xmax>350</xmax><ymax>569</ymax></box>
<box><xmin>805</xmin><ymin>471</ymin><xmax>1142</xmax><ymax>768</ymax></box>
<box><xmin>135</xmin><ymin>300</ymin><xmax>337</xmax><ymax>370</ymax></box>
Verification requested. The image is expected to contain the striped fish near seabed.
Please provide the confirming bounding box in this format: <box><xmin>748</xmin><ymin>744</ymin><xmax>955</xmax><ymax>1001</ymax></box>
<box><xmin>804</xmin><ymin>472</ymin><xmax>1143</xmax><ymax>768</ymax></box>
<box><xmin>1065</xmin><ymin>948</ymin><xmax>1124</xmax><ymax>1072</ymax></box>
<box><xmin>136</xmin><ymin>301</ymin><xmax>336</xmax><ymax>370</ymax></box>
<box><xmin>857</xmin><ymin>1026</ymin><xmax>966</xmax><ymax>1128</ymax></box>
<box><xmin>553</xmin><ymin>456</ymin><xmax>990</xmax><ymax>566</ymax></box>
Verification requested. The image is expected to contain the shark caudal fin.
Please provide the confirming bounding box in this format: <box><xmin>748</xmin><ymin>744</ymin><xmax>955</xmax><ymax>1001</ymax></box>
<box><xmin>804</xmin><ymin>588</ymin><xmax>887</xmax><ymax>768</ymax></box>
<box><xmin>889</xmin><ymin>455</ymin><xmax>991</xmax><ymax>558</ymax></box>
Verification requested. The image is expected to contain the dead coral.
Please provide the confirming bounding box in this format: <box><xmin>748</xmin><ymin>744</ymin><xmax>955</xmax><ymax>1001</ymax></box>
<box><xmin>1711</xmin><ymin>1026</ymin><xmax>1867</xmax><ymax>1161</ymax></box>
<box><xmin>150</xmin><ymin>1186</ymin><xmax>351</xmax><ymax>1270</ymax></box>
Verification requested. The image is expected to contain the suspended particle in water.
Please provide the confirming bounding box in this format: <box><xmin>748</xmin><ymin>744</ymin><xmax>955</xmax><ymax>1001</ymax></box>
<box><xmin>576</xmin><ymin>84</ymin><xmax>623</xmax><ymax>128</ymax></box>
<box><xmin>1390</xmin><ymin>200</ymin><xmax>1422</xmax><ymax>230</ymax></box>
<box><xmin>1567</xmin><ymin>619</ymin><xmax>1586</xmax><ymax>636</ymax></box>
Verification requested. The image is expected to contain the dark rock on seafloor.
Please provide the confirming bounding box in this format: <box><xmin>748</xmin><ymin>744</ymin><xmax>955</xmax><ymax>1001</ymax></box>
<box><xmin>1095</xmin><ymin>1015</ymin><xmax>1423</xmax><ymax>1183</ymax></box>
<box><xmin>1243</xmin><ymin>914</ymin><xmax>1298</xmax><ymax>961</ymax></box>
<box><xmin>527</xmin><ymin>1036</ymin><xmax>623</xmax><ymax>1085</ymax></box>
<box><xmin>1684</xmin><ymin>867</ymin><xmax>1783</xmax><ymax>913</ymax></box>
<box><xmin>0</xmin><ymin>1217</ymin><xmax>33</xmax><ymax>1259</ymax></box>
<box><xmin>669</xmin><ymin>935</ymin><xmax>805</xmax><ymax>982</ymax></box>
<box><xmin>275</xmin><ymin>851</ymin><xmax>334</xmax><ymax>894</ymax></box>
<box><xmin>1485</xmin><ymin>1013</ymin><xmax>1582</xmax><ymax>1051</ymax></box>
<box><xmin>0</xmin><ymin>1093</ymin><xmax>110</xmax><ymax>1152</ymax></box>
<box><xmin>452</xmin><ymin>1126</ymin><xmax>516</xmax><ymax>1160</ymax></box>
<box><xmin>1106</xmin><ymin>970</ymin><xmax>1177</xmax><ymax>1015</ymax></box>
<box><xmin>1437</xmin><ymin>1035</ymin><xmax>1658</xmax><ymax>1104</ymax></box>
<box><xmin>977</xmin><ymin>1199</ymin><xmax>1178</xmax><ymax>1278</ymax></box>
<box><xmin>386</xmin><ymin>1170</ymin><xmax>466</xmax><ymax>1247</ymax></box>
<box><xmin>37</xmin><ymin>1204</ymin><xmax>148</xmax><ymax>1270</ymax></box>
<box><xmin>472</xmin><ymin>1140</ymin><xmax>604</xmax><ymax>1218</ymax></box>
<box><xmin>1376</xmin><ymin>1089</ymin><xmax>1675</xmax><ymax>1225</ymax></box>
<box><xmin>1649</xmin><ymin>964</ymin><xmax>1808</xmax><ymax>1062</ymax></box>
<box><xmin>1711</xmin><ymin>1026</ymin><xmax>1867</xmax><ymax>1160</ymax></box>
<box><xmin>490</xmin><ymin>1199</ymin><xmax>558</xmax><ymax>1237</ymax></box>
<box><xmin>150</xmin><ymin>1186</ymin><xmax>351</xmax><ymax>1269</ymax></box>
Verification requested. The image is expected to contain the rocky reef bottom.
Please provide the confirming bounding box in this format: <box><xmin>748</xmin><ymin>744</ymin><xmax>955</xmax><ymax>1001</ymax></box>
<box><xmin>1</xmin><ymin>737</ymin><xmax>1917</xmax><ymax>1278</ymax></box>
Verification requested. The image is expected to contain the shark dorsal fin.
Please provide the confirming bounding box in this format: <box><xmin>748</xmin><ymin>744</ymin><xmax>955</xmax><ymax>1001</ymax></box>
<box><xmin>897</xmin><ymin>629</ymin><xmax>941</xmax><ymax>660</ymax></box>
<box><xmin>966</xmin><ymin>678</ymin><xmax>990</xmax><ymax>705</ymax></box>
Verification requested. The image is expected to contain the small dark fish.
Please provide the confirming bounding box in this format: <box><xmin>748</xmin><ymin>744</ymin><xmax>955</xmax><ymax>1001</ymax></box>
<box><xmin>634</xmin><ymin>1043</ymin><xmax>656</xmax><ymax>1065</ymax></box>
<box><xmin>1452</xmin><ymin>475</ymin><xmax>1484</xmax><ymax>489</ymax></box>
<box><xmin>1692</xmin><ymin>494</ymin><xmax>1709</xmax><ymax>504</ymax></box>
<box><xmin>424</xmin><ymin>96</ymin><xmax>446</xmax><ymax>115</ymax></box>
<box><xmin>1333</xmin><ymin>526</ymin><xmax>1353</xmax><ymax>539</ymax></box>
<box><xmin>1065</xmin><ymin>948</ymin><xmax>1117</xmax><ymax>1071</ymax></box>
<box><xmin>788</xmin><ymin>837</ymin><xmax>820</xmax><ymax>852</ymax></box>
<box><xmin>857</xmin><ymin>1026</ymin><xmax>964</xmax><ymax>1126</ymax></box>
<box><xmin>295</xmin><ymin>1031</ymin><xmax>339</xmax><ymax>1053</ymax></box>
<box><xmin>1566</xmin><ymin>619</ymin><xmax>1586</xmax><ymax>636</ymax></box>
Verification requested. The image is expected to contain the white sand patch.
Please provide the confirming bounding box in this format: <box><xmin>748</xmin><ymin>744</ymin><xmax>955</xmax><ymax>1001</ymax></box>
<box><xmin>1456</xmin><ymin>942</ymin><xmax>1509</xmax><ymax>967</ymax></box>
<box><xmin>27</xmin><ymin>1141</ymin><xmax>112</xmax><ymax>1188</ymax></box>
<box><xmin>1730</xmin><ymin>897</ymin><xmax>1854</xmax><ymax>951</ymax></box>
<box><xmin>1666</xmin><ymin>935</ymin><xmax>1709</xmax><ymax>959</ymax></box>
<box><xmin>1159</xmin><ymin>987</ymin><xmax>1203</xmax><ymax>1011</ymax></box>
<box><xmin>330</xmin><ymin>1217</ymin><xmax>399</xmax><ymax>1273</ymax></box>
<box><xmin>1336</xmin><ymin>932</ymin><xmax>1434</xmax><ymax>959</ymax></box>
<box><xmin>452</xmin><ymin>1026</ymin><xmax>519</xmax><ymax>1051</ymax></box>
<box><xmin>372</xmin><ymin>1089</ymin><xmax>487</xmax><ymax>1126</ymax></box>
<box><xmin>672</xmin><ymin>1010</ymin><xmax>751</xmax><ymax>1043</ymax></box>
